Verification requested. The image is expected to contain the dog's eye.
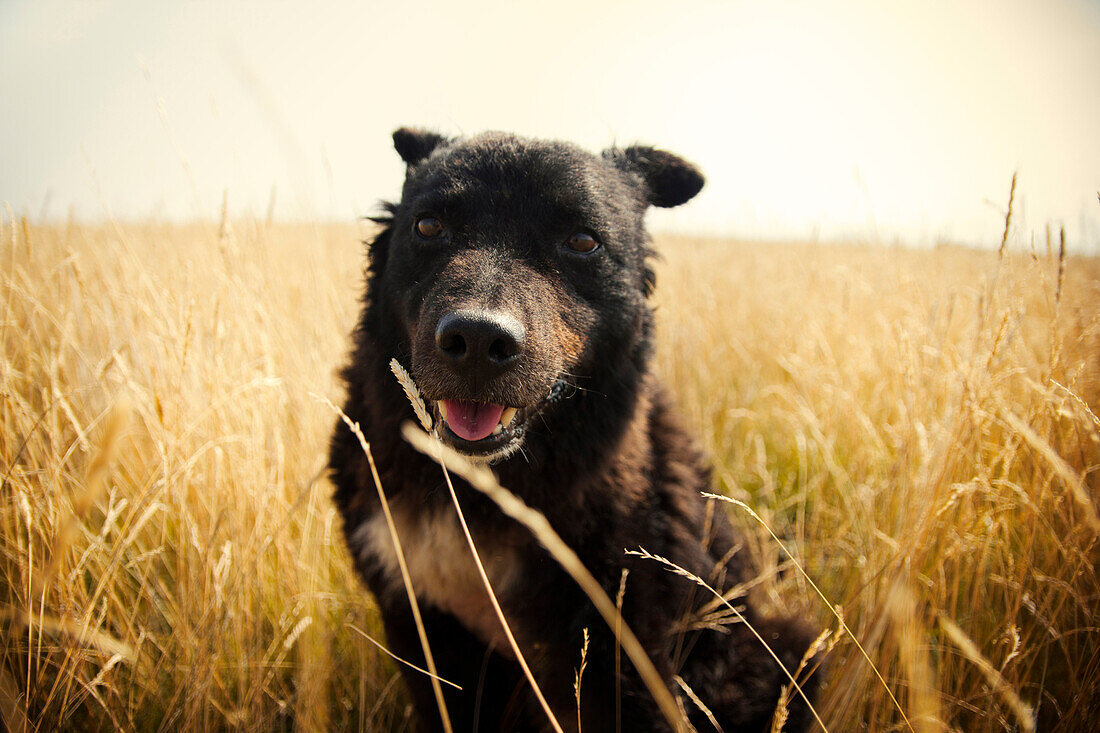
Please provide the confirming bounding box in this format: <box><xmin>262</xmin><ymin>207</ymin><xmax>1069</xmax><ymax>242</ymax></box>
<box><xmin>415</xmin><ymin>217</ymin><xmax>446</xmax><ymax>239</ymax></box>
<box><xmin>565</xmin><ymin>232</ymin><xmax>599</xmax><ymax>254</ymax></box>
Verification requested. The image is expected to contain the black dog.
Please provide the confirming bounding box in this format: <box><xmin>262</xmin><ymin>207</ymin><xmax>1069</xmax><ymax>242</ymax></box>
<box><xmin>329</xmin><ymin>129</ymin><xmax>821</xmax><ymax>732</ymax></box>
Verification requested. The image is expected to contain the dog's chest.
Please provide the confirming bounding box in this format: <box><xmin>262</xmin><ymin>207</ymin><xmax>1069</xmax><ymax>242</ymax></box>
<box><xmin>354</xmin><ymin>503</ymin><xmax>521</xmax><ymax>648</ymax></box>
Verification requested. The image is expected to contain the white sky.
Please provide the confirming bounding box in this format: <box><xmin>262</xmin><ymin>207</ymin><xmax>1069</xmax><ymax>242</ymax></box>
<box><xmin>1</xmin><ymin>0</ymin><xmax>1098</xmax><ymax>248</ymax></box>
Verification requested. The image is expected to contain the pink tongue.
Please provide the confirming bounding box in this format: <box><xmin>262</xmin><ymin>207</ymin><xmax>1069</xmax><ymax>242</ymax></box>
<box><xmin>443</xmin><ymin>400</ymin><xmax>505</xmax><ymax>442</ymax></box>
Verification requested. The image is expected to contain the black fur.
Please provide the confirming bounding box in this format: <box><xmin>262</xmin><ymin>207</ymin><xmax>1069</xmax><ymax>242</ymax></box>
<box><xmin>330</xmin><ymin>129</ymin><xmax>822</xmax><ymax>732</ymax></box>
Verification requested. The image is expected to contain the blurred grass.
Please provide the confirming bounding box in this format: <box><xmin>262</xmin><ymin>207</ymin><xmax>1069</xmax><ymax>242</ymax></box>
<box><xmin>1</xmin><ymin>217</ymin><xmax>1097</xmax><ymax>731</ymax></box>
<box><xmin>654</xmin><ymin>237</ymin><xmax>1099</xmax><ymax>731</ymax></box>
<box><xmin>1</xmin><ymin>219</ymin><xmax>410</xmax><ymax>731</ymax></box>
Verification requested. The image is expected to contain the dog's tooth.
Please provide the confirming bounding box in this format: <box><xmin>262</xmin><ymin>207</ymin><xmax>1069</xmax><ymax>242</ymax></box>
<box><xmin>437</xmin><ymin>401</ymin><xmax>448</xmax><ymax>422</ymax></box>
<box><xmin>501</xmin><ymin>407</ymin><xmax>518</xmax><ymax>427</ymax></box>
<box><xmin>492</xmin><ymin>423</ymin><xmax>503</xmax><ymax>435</ymax></box>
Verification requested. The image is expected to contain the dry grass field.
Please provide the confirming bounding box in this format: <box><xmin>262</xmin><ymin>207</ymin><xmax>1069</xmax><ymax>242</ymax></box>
<box><xmin>1</xmin><ymin>216</ymin><xmax>1097</xmax><ymax>731</ymax></box>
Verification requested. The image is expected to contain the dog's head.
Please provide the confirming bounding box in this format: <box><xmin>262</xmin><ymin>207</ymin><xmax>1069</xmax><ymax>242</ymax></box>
<box><xmin>369</xmin><ymin>128</ymin><xmax>703</xmax><ymax>462</ymax></box>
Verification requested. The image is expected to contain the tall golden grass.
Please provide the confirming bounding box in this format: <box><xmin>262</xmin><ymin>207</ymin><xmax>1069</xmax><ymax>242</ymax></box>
<box><xmin>1</xmin><ymin>214</ymin><xmax>1097</xmax><ymax>731</ymax></box>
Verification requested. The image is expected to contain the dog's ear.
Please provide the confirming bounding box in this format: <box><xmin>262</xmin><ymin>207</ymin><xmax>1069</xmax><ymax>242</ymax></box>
<box><xmin>393</xmin><ymin>127</ymin><xmax>448</xmax><ymax>166</ymax></box>
<box><xmin>605</xmin><ymin>145</ymin><xmax>704</xmax><ymax>208</ymax></box>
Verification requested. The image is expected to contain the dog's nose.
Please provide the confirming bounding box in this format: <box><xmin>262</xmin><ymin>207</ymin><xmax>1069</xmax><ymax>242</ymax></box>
<box><xmin>435</xmin><ymin>310</ymin><xmax>525</xmax><ymax>378</ymax></box>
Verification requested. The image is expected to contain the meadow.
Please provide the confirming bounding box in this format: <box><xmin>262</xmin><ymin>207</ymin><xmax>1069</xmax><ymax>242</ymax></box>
<box><xmin>1</xmin><ymin>215</ymin><xmax>1097</xmax><ymax>731</ymax></box>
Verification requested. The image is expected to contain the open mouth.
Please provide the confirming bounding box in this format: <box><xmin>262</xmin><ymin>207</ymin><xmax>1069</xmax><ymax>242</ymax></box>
<box><xmin>432</xmin><ymin>383</ymin><xmax>569</xmax><ymax>463</ymax></box>
<box><xmin>390</xmin><ymin>358</ymin><xmax>569</xmax><ymax>464</ymax></box>
<box><xmin>435</xmin><ymin>400</ymin><xmax>526</xmax><ymax>461</ymax></box>
<box><xmin>438</xmin><ymin>401</ymin><xmax>518</xmax><ymax>442</ymax></box>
